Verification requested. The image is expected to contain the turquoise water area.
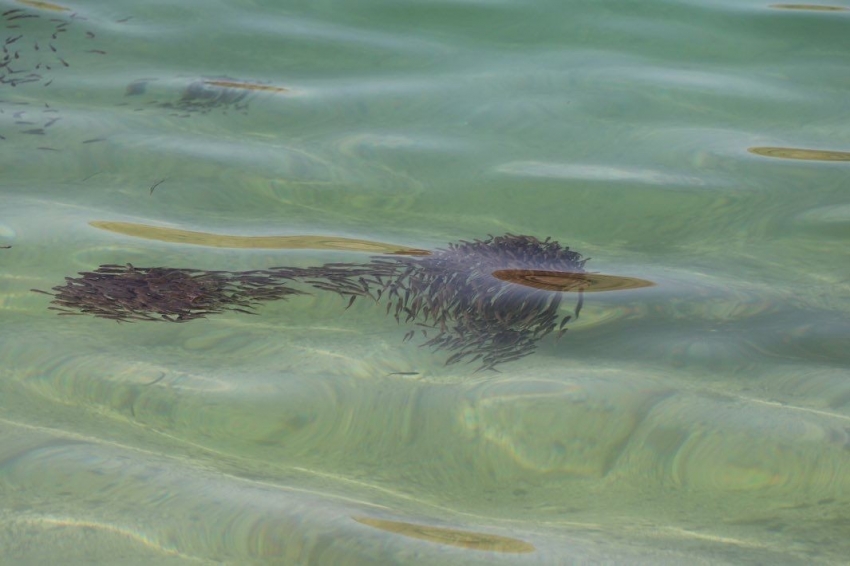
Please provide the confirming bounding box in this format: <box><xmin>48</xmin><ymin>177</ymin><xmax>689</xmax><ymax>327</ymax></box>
<box><xmin>2</xmin><ymin>0</ymin><xmax>850</xmax><ymax>563</ymax></box>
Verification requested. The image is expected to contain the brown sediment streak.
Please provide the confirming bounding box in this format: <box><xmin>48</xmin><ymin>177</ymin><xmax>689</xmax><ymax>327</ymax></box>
<box><xmin>352</xmin><ymin>517</ymin><xmax>535</xmax><ymax>553</ymax></box>
<box><xmin>16</xmin><ymin>0</ymin><xmax>70</xmax><ymax>11</ymax></box>
<box><xmin>202</xmin><ymin>80</ymin><xmax>289</xmax><ymax>93</ymax></box>
<box><xmin>89</xmin><ymin>221</ymin><xmax>430</xmax><ymax>255</ymax></box>
<box><xmin>748</xmin><ymin>147</ymin><xmax>850</xmax><ymax>161</ymax></box>
<box><xmin>492</xmin><ymin>269</ymin><xmax>654</xmax><ymax>293</ymax></box>
<box><xmin>768</xmin><ymin>4</ymin><xmax>848</xmax><ymax>10</ymax></box>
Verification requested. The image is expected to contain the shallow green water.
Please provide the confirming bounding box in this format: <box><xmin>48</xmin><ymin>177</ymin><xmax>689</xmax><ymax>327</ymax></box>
<box><xmin>2</xmin><ymin>0</ymin><xmax>850</xmax><ymax>563</ymax></box>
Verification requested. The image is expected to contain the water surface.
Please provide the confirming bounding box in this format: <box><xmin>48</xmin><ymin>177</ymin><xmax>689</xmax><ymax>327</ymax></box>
<box><xmin>2</xmin><ymin>0</ymin><xmax>850</xmax><ymax>563</ymax></box>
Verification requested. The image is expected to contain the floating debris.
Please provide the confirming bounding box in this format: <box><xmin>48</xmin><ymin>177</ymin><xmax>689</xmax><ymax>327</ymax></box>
<box><xmin>352</xmin><ymin>516</ymin><xmax>535</xmax><ymax>553</ymax></box>
<box><xmin>748</xmin><ymin>147</ymin><xmax>850</xmax><ymax>161</ymax></box>
<box><xmin>37</xmin><ymin>235</ymin><xmax>653</xmax><ymax>370</ymax></box>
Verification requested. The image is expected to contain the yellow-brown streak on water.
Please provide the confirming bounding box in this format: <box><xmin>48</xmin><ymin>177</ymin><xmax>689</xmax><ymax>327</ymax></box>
<box><xmin>768</xmin><ymin>4</ymin><xmax>848</xmax><ymax>10</ymax></box>
<box><xmin>89</xmin><ymin>221</ymin><xmax>430</xmax><ymax>255</ymax></box>
<box><xmin>352</xmin><ymin>516</ymin><xmax>536</xmax><ymax>553</ymax></box>
<box><xmin>16</xmin><ymin>0</ymin><xmax>70</xmax><ymax>11</ymax></box>
<box><xmin>203</xmin><ymin>80</ymin><xmax>289</xmax><ymax>93</ymax></box>
<box><xmin>492</xmin><ymin>269</ymin><xmax>655</xmax><ymax>293</ymax></box>
<box><xmin>748</xmin><ymin>147</ymin><xmax>850</xmax><ymax>161</ymax></box>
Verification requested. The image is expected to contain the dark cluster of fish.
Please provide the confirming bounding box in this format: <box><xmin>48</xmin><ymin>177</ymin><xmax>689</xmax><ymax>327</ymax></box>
<box><xmin>2</xmin><ymin>2</ymin><xmax>278</xmax><ymax>145</ymax></box>
<box><xmin>35</xmin><ymin>264</ymin><xmax>306</xmax><ymax>322</ymax></box>
<box><xmin>125</xmin><ymin>77</ymin><xmax>255</xmax><ymax>118</ymax></box>
<box><xmin>2</xmin><ymin>4</ymin><xmax>80</xmax><ymax>88</ymax></box>
<box><xmin>0</xmin><ymin>0</ymin><xmax>116</xmax><ymax>142</ymax></box>
<box><xmin>36</xmin><ymin>235</ymin><xmax>588</xmax><ymax>370</ymax></box>
<box><xmin>0</xmin><ymin>99</ymin><xmax>60</xmax><ymax>141</ymax></box>
<box><xmin>358</xmin><ymin>234</ymin><xmax>587</xmax><ymax>370</ymax></box>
